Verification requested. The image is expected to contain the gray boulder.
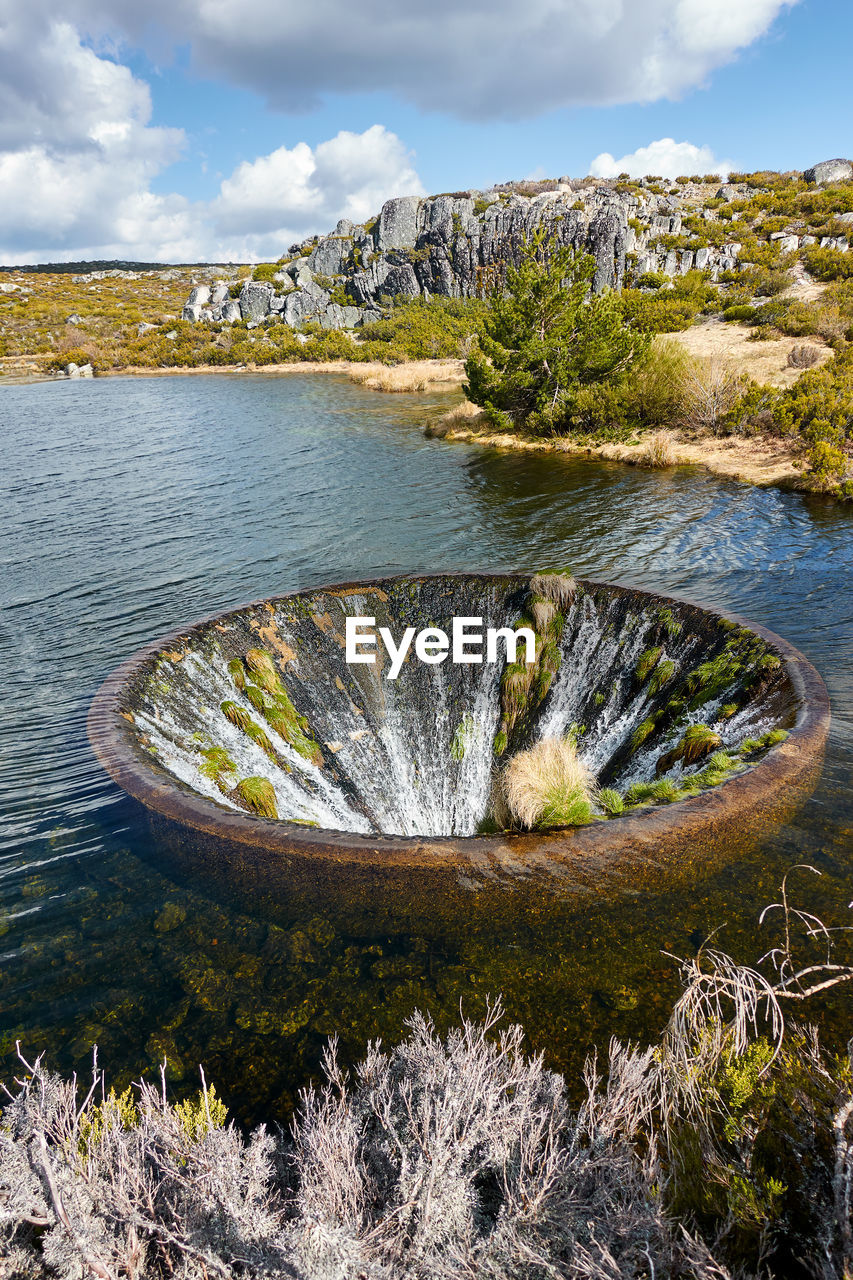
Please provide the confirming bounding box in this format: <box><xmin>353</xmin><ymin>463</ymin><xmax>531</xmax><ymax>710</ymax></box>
<box><xmin>283</xmin><ymin>290</ymin><xmax>327</xmax><ymax>327</ymax></box>
<box><xmin>66</xmin><ymin>362</ymin><xmax>94</xmax><ymax>378</ymax></box>
<box><xmin>221</xmin><ymin>300</ymin><xmax>242</xmax><ymax>323</ymax></box>
<box><xmin>804</xmin><ymin>159</ymin><xmax>853</xmax><ymax>185</ymax></box>
<box><xmin>210</xmin><ymin>282</ymin><xmax>230</xmax><ymax>305</ymax></box>
<box><xmin>181</xmin><ymin>303</ymin><xmax>202</xmax><ymax>322</ymax></box>
<box><xmin>188</xmin><ymin>285</ymin><xmax>211</xmax><ymax>306</ymax></box>
<box><xmin>239</xmin><ymin>281</ymin><xmax>274</xmax><ymax>321</ymax></box>
<box><xmin>377</xmin><ymin>196</ymin><xmax>423</xmax><ymax>250</ymax></box>
<box><xmin>308</xmin><ymin>236</ymin><xmax>352</xmax><ymax>277</ymax></box>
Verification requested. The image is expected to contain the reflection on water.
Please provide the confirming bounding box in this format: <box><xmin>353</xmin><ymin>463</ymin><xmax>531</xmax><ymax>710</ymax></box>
<box><xmin>1</xmin><ymin>372</ymin><xmax>852</xmax><ymax>1124</ymax></box>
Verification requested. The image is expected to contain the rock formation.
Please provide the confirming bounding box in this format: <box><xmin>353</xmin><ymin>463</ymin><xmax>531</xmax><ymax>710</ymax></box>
<box><xmin>181</xmin><ymin>162</ymin><xmax>853</xmax><ymax>331</ymax></box>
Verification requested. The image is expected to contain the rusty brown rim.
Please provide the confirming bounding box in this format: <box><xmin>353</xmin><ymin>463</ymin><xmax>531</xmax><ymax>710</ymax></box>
<box><xmin>86</xmin><ymin>573</ymin><xmax>831</xmax><ymax>869</ymax></box>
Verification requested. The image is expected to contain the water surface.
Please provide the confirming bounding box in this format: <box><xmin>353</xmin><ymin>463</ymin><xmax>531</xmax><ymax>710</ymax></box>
<box><xmin>2</xmin><ymin>372</ymin><xmax>852</xmax><ymax>1123</ymax></box>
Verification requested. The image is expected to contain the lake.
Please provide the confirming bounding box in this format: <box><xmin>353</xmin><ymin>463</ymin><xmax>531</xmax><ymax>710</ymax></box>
<box><xmin>2</xmin><ymin>371</ymin><xmax>852</xmax><ymax>1125</ymax></box>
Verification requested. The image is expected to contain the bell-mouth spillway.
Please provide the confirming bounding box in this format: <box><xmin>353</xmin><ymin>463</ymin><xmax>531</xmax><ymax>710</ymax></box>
<box><xmin>88</xmin><ymin>573</ymin><xmax>830</xmax><ymax>918</ymax></box>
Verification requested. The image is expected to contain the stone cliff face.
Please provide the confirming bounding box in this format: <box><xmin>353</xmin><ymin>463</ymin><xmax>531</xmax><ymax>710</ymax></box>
<box><xmin>182</xmin><ymin>182</ymin><xmax>630</xmax><ymax>329</ymax></box>
<box><xmin>180</xmin><ymin>166</ymin><xmax>842</xmax><ymax>331</ymax></box>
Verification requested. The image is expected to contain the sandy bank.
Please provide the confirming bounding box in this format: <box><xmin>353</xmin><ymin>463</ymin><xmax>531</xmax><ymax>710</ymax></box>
<box><xmin>438</xmin><ymin>416</ymin><xmax>809</xmax><ymax>491</ymax></box>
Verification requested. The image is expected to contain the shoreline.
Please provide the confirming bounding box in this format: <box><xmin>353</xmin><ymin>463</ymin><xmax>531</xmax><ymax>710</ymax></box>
<box><xmin>0</xmin><ymin>356</ymin><xmax>467</xmax><ymax>386</ymax></box>
<box><xmin>438</xmin><ymin>418</ymin><xmax>814</xmax><ymax>493</ymax></box>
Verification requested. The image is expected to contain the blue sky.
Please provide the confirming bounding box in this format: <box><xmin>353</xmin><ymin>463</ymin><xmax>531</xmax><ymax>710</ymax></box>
<box><xmin>0</xmin><ymin>0</ymin><xmax>849</xmax><ymax>262</ymax></box>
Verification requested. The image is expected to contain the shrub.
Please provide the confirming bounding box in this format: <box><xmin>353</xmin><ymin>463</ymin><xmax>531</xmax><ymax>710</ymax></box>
<box><xmin>634</xmin><ymin>271</ymin><xmax>668</xmax><ymax>289</ymax></box>
<box><xmin>621</xmin><ymin>292</ymin><xmax>699</xmax><ymax>332</ymax></box>
<box><xmin>772</xmin><ymin>346</ymin><xmax>853</xmax><ymax>442</ymax></box>
<box><xmin>679</xmin><ymin>359</ymin><xmax>746</xmax><ymax>434</ymax></box>
<box><xmin>359</xmin><ymin>296</ymin><xmax>486</xmax><ymax>360</ymax></box>
<box><xmin>788</xmin><ymin>344</ymin><xmax>821</xmax><ymax>368</ymax></box>
<box><xmin>251</xmin><ymin>262</ymin><xmax>282</xmax><ymax>284</ymax></box>
<box><xmin>802</xmin><ymin>245</ymin><xmax>853</xmax><ymax>281</ymax></box>
<box><xmin>723</xmin><ymin>304</ymin><xmax>759</xmax><ymax>323</ymax></box>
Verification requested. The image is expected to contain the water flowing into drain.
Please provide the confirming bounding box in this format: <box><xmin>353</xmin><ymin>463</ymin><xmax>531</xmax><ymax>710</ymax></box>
<box><xmin>123</xmin><ymin>576</ymin><xmax>797</xmax><ymax>839</ymax></box>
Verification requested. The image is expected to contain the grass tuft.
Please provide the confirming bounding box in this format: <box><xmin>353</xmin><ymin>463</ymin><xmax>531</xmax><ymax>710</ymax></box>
<box><xmin>230</xmin><ymin>776</ymin><xmax>278</xmax><ymax>819</ymax></box>
<box><xmin>501</xmin><ymin>737</ymin><xmax>595</xmax><ymax>830</ymax></box>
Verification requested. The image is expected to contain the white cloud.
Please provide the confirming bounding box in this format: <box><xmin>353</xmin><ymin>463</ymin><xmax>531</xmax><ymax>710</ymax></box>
<box><xmin>0</xmin><ymin>8</ymin><xmax>423</xmax><ymax>261</ymax></box>
<box><xmin>211</xmin><ymin>126</ymin><xmax>423</xmax><ymax>246</ymax></box>
<box><xmin>44</xmin><ymin>0</ymin><xmax>797</xmax><ymax>119</ymax></box>
<box><xmin>0</xmin><ymin>0</ymin><xmax>797</xmax><ymax>259</ymax></box>
<box><xmin>589</xmin><ymin>137</ymin><xmax>732</xmax><ymax>180</ymax></box>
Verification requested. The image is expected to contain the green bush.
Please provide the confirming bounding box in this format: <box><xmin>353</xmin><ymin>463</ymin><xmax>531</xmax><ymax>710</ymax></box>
<box><xmin>464</xmin><ymin>228</ymin><xmax>649</xmax><ymax>437</ymax></box>
<box><xmin>359</xmin><ymin>296</ymin><xmax>486</xmax><ymax>360</ymax></box>
<box><xmin>723</xmin><ymin>305</ymin><xmax>759</xmax><ymax>322</ymax></box>
<box><xmin>251</xmin><ymin>262</ymin><xmax>282</xmax><ymax>284</ymax></box>
<box><xmin>634</xmin><ymin>271</ymin><xmax>668</xmax><ymax>289</ymax></box>
<box><xmin>772</xmin><ymin>348</ymin><xmax>853</xmax><ymax>442</ymax></box>
<box><xmin>621</xmin><ymin>292</ymin><xmax>699</xmax><ymax>331</ymax></box>
<box><xmin>802</xmin><ymin>246</ymin><xmax>853</xmax><ymax>281</ymax></box>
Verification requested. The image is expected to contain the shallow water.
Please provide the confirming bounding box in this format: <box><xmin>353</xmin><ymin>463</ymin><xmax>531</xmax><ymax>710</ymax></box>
<box><xmin>2</xmin><ymin>372</ymin><xmax>852</xmax><ymax>1124</ymax></box>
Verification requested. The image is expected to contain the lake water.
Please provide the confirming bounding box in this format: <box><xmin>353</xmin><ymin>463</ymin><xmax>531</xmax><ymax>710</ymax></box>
<box><xmin>2</xmin><ymin>371</ymin><xmax>852</xmax><ymax>1125</ymax></box>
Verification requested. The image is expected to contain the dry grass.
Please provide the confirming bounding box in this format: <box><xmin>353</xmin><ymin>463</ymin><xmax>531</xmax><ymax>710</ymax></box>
<box><xmin>501</xmin><ymin>736</ymin><xmax>595</xmax><ymax>830</ymax></box>
<box><xmin>528</xmin><ymin>572</ymin><xmax>576</xmax><ymax>608</ymax></box>
<box><xmin>669</xmin><ymin>320</ymin><xmax>833</xmax><ymax>389</ymax></box>
<box><xmin>347</xmin><ymin>359</ymin><xmax>465</xmax><ymax>392</ymax></box>
<box><xmin>635</xmin><ymin>431</ymin><xmax>679</xmax><ymax>468</ymax></box>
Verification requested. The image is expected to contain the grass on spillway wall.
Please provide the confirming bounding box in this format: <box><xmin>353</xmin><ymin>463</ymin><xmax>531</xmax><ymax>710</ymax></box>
<box><xmin>2</xmin><ymin>871</ymin><xmax>852</xmax><ymax>1280</ymax></box>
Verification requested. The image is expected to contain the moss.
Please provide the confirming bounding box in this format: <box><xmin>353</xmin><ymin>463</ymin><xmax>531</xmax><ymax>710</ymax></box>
<box><xmin>635</xmin><ymin>647</ymin><xmax>662</xmax><ymax>683</ymax></box>
<box><xmin>493</xmin><ymin>729</ymin><xmax>508</xmax><ymax>756</ymax></box>
<box><xmin>245</xmin><ymin>719</ymin><xmax>276</xmax><ymax>759</ymax></box>
<box><xmin>648</xmin><ymin>659</ymin><xmax>676</xmax><ymax>694</ymax></box>
<box><xmin>763</xmin><ymin>728</ymin><xmax>789</xmax><ymax>745</ymax></box>
<box><xmin>535</xmin><ymin>668</ymin><xmax>554</xmax><ymax>700</ymax></box>
<box><xmin>451</xmin><ymin>714</ymin><xmax>475</xmax><ymax>762</ymax></box>
<box><xmin>227</xmin><ymin>658</ymin><xmax>246</xmax><ymax>690</ymax></box>
<box><xmin>230</xmin><ymin>776</ymin><xmax>278</xmax><ymax>819</ymax></box>
<box><xmin>653</xmin><ymin>604</ymin><xmax>681</xmax><ymax>634</ymax></box>
<box><xmin>262</xmin><ymin>686</ymin><xmax>323</xmax><ymax>766</ymax></box>
<box><xmin>221</xmin><ymin>700</ymin><xmax>252</xmax><ymax>732</ymax></box>
<box><xmin>594</xmin><ymin>691</ymin><xmax>606</xmax><ymax>707</ymax></box>
<box><xmin>624</xmin><ymin>781</ymin><xmax>657</xmax><ymax>805</ymax></box>
<box><xmin>719</xmin><ymin>703</ymin><xmax>738</xmax><ymax>719</ymax></box>
<box><xmin>198</xmin><ymin>746</ymin><xmax>236</xmax><ymax>792</ymax></box>
<box><xmin>245</xmin><ymin>648</ymin><xmax>279</xmax><ymax>692</ymax></box>
<box><xmin>759</xmin><ymin>654</ymin><xmax>781</xmax><ymax>671</ymax></box>
<box><xmin>630</xmin><ymin>717</ymin><xmax>657</xmax><ymax>752</ymax></box>
<box><xmin>707</xmin><ymin>750</ymin><xmax>737</xmax><ymax>773</ymax></box>
<box><xmin>501</xmin><ymin>664</ymin><xmax>535</xmax><ymax>716</ymax></box>
<box><xmin>245</xmin><ymin>683</ymin><xmax>269</xmax><ymax>713</ymax></box>
<box><xmin>650</xmin><ymin>779</ymin><xmax>680</xmax><ymax>802</ymax></box>
<box><xmin>680</xmin><ymin>723</ymin><xmax>723</xmax><ymax>765</ymax></box>
<box><xmin>598</xmin><ymin>787</ymin><xmax>624</xmax><ymax>816</ymax></box>
<box><xmin>538</xmin><ymin>790</ymin><xmax>593</xmax><ymax>828</ymax></box>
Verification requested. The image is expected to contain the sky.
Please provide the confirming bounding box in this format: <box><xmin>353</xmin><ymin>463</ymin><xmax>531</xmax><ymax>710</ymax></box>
<box><xmin>0</xmin><ymin>0</ymin><xmax>850</xmax><ymax>264</ymax></box>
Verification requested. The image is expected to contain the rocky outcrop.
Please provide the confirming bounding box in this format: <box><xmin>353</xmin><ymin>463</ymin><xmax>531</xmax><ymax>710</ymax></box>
<box><xmin>180</xmin><ymin>164</ymin><xmax>853</xmax><ymax>331</ymax></box>
<box><xmin>804</xmin><ymin>159</ymin><xmax>853</xmax><ymax>186</ymax></box>
<box><xmin>181</xmin><ymin>184</ymin><xmax>630</xmax><ymax>330</ymax></box>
